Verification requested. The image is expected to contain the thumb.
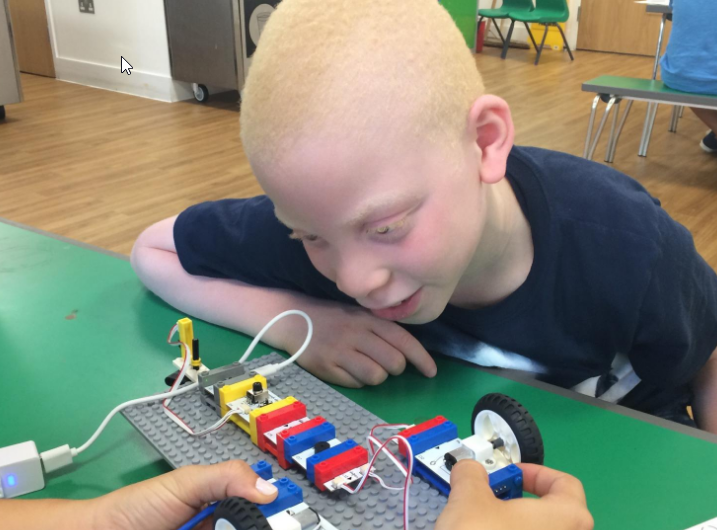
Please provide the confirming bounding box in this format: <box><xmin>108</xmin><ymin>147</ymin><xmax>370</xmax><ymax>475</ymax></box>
<box><xmin>166</xmin><ymin>460</ymin><xmax>279</xmax><ymax>508</ymax></box>
<box><xmin>447</xmin><ymin>460</ymin><xmax>497</xmax><ymax>507</ymax></box>
<box><xmin>436</xmin><ymin>460</ymin><xmax>497</xmax><ymax>530</ymax></box>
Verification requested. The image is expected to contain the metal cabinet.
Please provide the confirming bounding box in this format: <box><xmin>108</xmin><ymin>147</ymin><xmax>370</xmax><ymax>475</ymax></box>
<box><xmin>0</xmin><ymin>0</ymin><xmax>23</xmax><ymax>119</ymax></box>
<box><xmin>164</xmin><ymin>0</ymin><xmax>281</xmax><ymax>103</ymax></box>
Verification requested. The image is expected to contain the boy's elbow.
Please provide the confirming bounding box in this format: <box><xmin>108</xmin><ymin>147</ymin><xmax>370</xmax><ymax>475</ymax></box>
<box><xmin>130</xmin><ymin>216</ymin><xmax>178</xmax><ymax>287</ymax></box>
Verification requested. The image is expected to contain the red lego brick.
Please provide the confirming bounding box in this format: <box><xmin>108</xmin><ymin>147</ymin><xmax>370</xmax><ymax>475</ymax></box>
<box><xmin>276</xmin><ymin>416</ymin><xmax>327</xmax><ymax>469</ymax></box>
<box><xmin>313</xmin><ymin>445</ymin><xmax>369</xmax><ymax>491</ymax></box>
<box><xmin>256</xmin><ymin>401</ymin><xmax>308</xmax><ymax>454</ymax></box>
<box><xmin>397</xmin><ymin>416</ymin><xmax>447</xmax><ymax>456</ymax></box>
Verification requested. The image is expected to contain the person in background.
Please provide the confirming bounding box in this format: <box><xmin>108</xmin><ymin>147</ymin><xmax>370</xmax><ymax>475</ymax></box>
<box><xmin>660</xmin><ymin>0</ymin><xmax>717</xmax><ymax>153</ymax></box>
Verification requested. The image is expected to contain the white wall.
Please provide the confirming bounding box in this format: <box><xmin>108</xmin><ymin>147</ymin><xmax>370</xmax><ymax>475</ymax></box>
<box><xmin>44</xmin><ymin>0</ymin><xmax>192</xmax><ymax>102</ymax></box>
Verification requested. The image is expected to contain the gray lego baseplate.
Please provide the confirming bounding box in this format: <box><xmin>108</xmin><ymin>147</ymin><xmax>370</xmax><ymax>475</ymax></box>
<box><xmin>122</xmin><ymin>353</ymin><xmax>447</xmax><ymax>529</ymax></box>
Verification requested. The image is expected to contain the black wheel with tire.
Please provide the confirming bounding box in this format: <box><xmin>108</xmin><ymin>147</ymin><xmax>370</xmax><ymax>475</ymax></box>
<box><xmin>471</xmin><ymin>393</ymin><xmax>544</xmax><ymax>465</ymax></box>
<box><xmin>0</xmin><ymin>105</ymin><xmax>5</xmax><ymax>120</ymax></box>
<box><xmin>213</xmin><ymin>497</ymin><xmax>271</xmax><ymax>530</ymax></box>
<box><xmin>193</xmin><ymin>83</ymin><xmax>209</xmax><ymax>103</ymax></box>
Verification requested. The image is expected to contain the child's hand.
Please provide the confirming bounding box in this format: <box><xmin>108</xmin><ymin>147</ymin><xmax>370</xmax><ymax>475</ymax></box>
<box><xmin>436</xmin><ymin>461</ymin><xmax>593</xmax><ymax>530</ymax></box>
<box><xmin>278</xmin><ymin>299</ymin><xmax>437</xmax><ymax>387</ymax></box>
<box><xmin>94</xmin><ymin>460</ymin><xmax>278</xmax><ymax>530</ymax></box>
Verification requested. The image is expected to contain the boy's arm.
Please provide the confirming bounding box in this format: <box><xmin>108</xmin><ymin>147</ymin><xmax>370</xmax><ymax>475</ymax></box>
<box><xmin>130</xmin><ymin>216</ymin><xmax>436</xmax><ymax>387</ymax></box>
<box><xmin>692</xmin><ymin>347</ymin><xmax>717</xmax><ymax>434</ymax></box>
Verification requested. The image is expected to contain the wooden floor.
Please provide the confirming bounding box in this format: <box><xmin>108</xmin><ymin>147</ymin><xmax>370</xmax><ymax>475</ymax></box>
<box><xmin>1</xmin><ymin>47</ymin><xmax>716</xmax><ymax>268</ymax></box>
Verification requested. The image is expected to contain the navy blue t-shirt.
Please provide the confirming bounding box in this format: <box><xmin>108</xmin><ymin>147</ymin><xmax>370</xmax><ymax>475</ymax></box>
<box><xmin>174</xmin><ymin>146</ymin><xmax>717</xmax><ymax>419</ymax></box>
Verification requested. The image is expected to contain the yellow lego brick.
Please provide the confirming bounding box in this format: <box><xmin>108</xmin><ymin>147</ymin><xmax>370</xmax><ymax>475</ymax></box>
<box><xmin>219</xmin><ymin>375</ymin><xmax>268</xmax><ymax>433</ymax></box>
<box><xmin>249</xmin><ymin>396</ymin><xmax>297</xmax><ymax>446</ymax></box>
<box><xmin>177</xmin><ymin>318</ymin><xmax>194</xmax><ymax>361</ymax></box>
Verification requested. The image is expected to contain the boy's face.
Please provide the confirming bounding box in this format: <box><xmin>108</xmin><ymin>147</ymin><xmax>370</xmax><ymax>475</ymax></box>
<box><xmin>258</xmin><ymin>132</ymin><xmax>488</xmax><ymax>324</ymax></box>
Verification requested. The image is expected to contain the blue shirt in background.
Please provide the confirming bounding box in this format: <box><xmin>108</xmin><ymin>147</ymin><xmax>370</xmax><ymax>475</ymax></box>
<box><xmin>660</xmin><ymin>0</ymin><xmax>717</xmax><ymax>95</ymax></box>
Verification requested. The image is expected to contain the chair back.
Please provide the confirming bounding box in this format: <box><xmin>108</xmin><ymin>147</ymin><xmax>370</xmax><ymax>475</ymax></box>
<box><xmin>535</xmin><ymin>0</ymin><xmax>569</xmax><ymax>17</ymax></box>
<box><xmin>503</xmin><ymin>0</ymin><xmax>535</xmax><ymax>10</ymax></box>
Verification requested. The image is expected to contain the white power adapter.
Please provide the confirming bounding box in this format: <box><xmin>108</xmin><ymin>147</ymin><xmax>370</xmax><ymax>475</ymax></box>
<box><xmin>0</xmin><ymin>441</ymin><xmax>45</xmax><ymax>498</ymax></box>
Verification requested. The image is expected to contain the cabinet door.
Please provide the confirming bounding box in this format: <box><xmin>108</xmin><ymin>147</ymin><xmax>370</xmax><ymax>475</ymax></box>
<box><xmin>8</xmin><ymin>0</ymin><xmax>55</xmax><ymax>77</ymax></box>
<box><xmin>577</xmin><ymin>0</ymin><xmax>670</xmax><ymax>57</ymax></box>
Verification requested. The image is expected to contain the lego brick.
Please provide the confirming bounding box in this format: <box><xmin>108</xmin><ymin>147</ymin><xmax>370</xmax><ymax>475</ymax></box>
<box><xmin>398</xmin><ymin>416</ymin><xmax>447</xmax><ymax>456</ymax></box>
<box><xmin>198</xmin><ymin>361</ymin><xmax>246</xmax><ymax>389</ymax></box>
<box><xmin>252</xmin><ymin>398</ymin><xmax>306</xmax><ymax>449</ymax></box>
<box><xmin>283</xmin><ymin>422</ymin><xmax>336</xmax><ymax>468</ymax></box>
<box><xmin>276</xmin><ymin>416</ymin><xmax>328</xmax><ymax>469</ymax></box>
<box><xmin>122</xmin><ymin>352</ymin><xmax>448</xmax><ymax>529</ymax></box>
<box><xmin>404</xmin><ymin>420</ymin><xmax>458</xmax><ymax>457</ymax></box>
<box><xmin>306</xmin><ymin>440</ymin><xmax>358</xmax><ymax>484</ymax></box>
<box><xmin>251</xmin><ymin>460</ymin><xmax>274</xmax><ymax>481</ymax></box>
<box><xmin>257</xmin><ymin>476</ymin><xmax>304</xmax><ymax>518</ymax></box>
<box><xmin>218</xmin><ymin>374</ymin><xmax>268</xmax><ymax>432</ymax></box>
<box><xmin>314</xmin><ymin>445</ymin><xmax>369</xmax><ymax>491</ymax></box>
<box><xmin>488</xmin><ymin>464</ymin><xmax>523</xmax><ymax>500</ymax></box>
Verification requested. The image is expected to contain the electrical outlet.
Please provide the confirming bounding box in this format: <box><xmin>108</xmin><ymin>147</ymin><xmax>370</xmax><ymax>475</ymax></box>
<box><xmin>79</xmin><ymin>0</ymin><xmax>94</xmax><ymax>14</ymax></box>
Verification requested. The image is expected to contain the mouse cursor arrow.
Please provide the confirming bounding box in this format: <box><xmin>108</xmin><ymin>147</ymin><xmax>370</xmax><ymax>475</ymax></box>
<box><xmin>121</xmin><ymin>56</ymin><xmax>133</xmax><ymax>75</ymax></box>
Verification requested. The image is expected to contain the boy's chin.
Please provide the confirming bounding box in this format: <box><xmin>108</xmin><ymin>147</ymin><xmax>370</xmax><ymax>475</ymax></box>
<box><xmin>397</xmin><ymin>305</ymin><xmax>443</xmax><ymax>325</ymax></box>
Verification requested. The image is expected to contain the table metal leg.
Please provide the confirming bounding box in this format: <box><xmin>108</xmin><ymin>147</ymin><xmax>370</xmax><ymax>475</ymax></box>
<box><xmin>669</xmin><ymin>106</ymin><xmax>679</xmax><ymax>133</ymax></box>
<box><xmin>606</xmin><ymin>99</ymin><xmax>633</xmax><ymax>163</ymax></box>
<box><xmin>605</xmin><ymin>99</ymin><xmax>621</xmax><ymax>163</ymax></box>
<box><xmin>584</xmin><ymin>95</ymin><xmax>601</xmax><ymax>158</ymax></box>
<box><xmin>639</xmin><ymin>102</ymin><xmax>659</xmax><ymax>157</ymax></box>
<box><xmin>588</xmin><ymin>96</ymin><xmax>617</xmax><ymax>161</ymax></box>
<box><xmin>652</xmin><ymin>13</ymin><xmax>666</xmax><ymax>80</ymax></box>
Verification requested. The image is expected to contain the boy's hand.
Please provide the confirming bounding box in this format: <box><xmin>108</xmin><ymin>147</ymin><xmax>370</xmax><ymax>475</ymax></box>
<box><xmin>278</xmin><ymin>299</ymin><xmax>437</xmax><ymax>387</ymax></box>
<box><xmin>94</xmin><ymin>460</ymin><xmax>278</xmax><ymax>530</ymax></box>
<box><xmin>436</xmin><ymin>461</ymin><xmax>593</xmax><ymax>530</ymax></box>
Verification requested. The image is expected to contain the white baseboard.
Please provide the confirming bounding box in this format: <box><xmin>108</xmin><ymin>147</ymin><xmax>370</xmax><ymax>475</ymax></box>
<box><xmin>53</xmin><ymin>56</ymin><xmax>194</xmax><ymax>103</ymax></box>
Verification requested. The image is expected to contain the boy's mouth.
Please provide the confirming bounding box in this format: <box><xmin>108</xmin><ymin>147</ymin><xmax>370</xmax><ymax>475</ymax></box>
<box><xmin>370</xmin><ymin>288</ymin><xmax>422</xmax><ymax>321</ymax></box>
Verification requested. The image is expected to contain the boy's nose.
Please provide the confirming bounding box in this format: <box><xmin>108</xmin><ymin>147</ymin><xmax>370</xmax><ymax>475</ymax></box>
<box><xmin>335</xmin><ymin>261</ymin><xmax>391</xmax><ymax>301</ymax></box>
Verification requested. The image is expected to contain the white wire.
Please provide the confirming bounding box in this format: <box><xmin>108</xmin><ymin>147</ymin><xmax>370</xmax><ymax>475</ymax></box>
<box><xmin>367</xmin><ymin>435</ymin><xmax>408</xmax><ymax>478</ymax></box>
<box><xmin>238</xmin><ymin>310</ymin><xmax>313</xmax><ymax>368</ymax></box>
<box><xmin>72</xmin><ymin>381</ymin><xmax>198</xmax><ymax>455</ymax></box>
<box><xmin>74</xmin><ymin>311</ymin><xmax>313</xmax><ymax>456</ymax></box>
<box><xmin>369</xmin><ymin>473</ymin><xmax>405</xmax><ymax>491</ymax></box>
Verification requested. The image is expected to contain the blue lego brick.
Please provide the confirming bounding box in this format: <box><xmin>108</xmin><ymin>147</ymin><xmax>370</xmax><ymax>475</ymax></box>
<box><xmin>306</xmin><ymin>439</ymin><xmax>358</xmax><ymax>483</ymax></box>
<box><xmin>413</xmin><ymin>459</ymin><xmax>451</xmax><ymax>496</ymax></box>
<box><xmin>488</xmin><ymin>464</ymin><xmax>523</xmax><ymax>500</ymax></box>
<box><xmin>283</xmin><ymin>421</ymin><xmax>336</xmax><ymax>465</ymax></box>
<box><xmin>251</xmin><ymin>460</ymin><xmax>273</xmax><ymax>481</ymax></box>
<box><xmin>256</xmin><ymin>477</ymin><xmax>304</xmax><ymax>518</ymax></box>
<box><xmin>406</xmin><ymin>421</ymin><xmax>459</xmax><ymax>456</ymax></box>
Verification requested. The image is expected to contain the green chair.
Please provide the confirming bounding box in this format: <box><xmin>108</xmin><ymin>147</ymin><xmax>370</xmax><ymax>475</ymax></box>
<box><xmin>478</xmin><ymin>0</ymin><xmax>534</xmax><ymax>48</ymax></box>
<box><xmin>501</xmin><ymin>0</ymin><xmax>574</xmax><ymax>65</ymax></box>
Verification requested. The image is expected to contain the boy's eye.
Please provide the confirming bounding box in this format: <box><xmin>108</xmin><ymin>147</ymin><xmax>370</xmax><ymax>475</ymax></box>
<box><xmin>369</xmin><ymin>218</ymin><xmax>406</xmax><ymax>236</ymax></box>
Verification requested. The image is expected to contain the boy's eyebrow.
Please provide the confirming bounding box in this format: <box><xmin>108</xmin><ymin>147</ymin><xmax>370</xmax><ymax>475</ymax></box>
<box><xmin>345</xmin><ymin>193</ymin><xmax>419</xmax><ymax>227</ymax></box>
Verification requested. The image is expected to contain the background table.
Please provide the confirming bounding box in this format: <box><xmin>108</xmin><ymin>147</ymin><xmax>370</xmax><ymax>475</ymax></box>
<box><xmin>2</xmin><ymin>218</ymin><xmax>716</xmax><ymax>529</ymax></box>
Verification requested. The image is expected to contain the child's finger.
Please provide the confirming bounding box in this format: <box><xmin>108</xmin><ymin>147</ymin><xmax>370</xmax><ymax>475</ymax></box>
<box><xmin>357</xmin><ymin>331</ymin><xmax>407</xmax><ymax>375</ymax></box>
<box><xmin>518</xmin><ymin>464</ymin><xmax>588</xmax><ymax>505</ymax></box>
<box><xmin>446</xmin><ymin>460</ymin><xmax>496</xmax><ymax>507</ymax></box>
<box><xmin>165</xmin><ymin>460</ymin><xmax>278</xmax><ymax>507</ymax></box>
<box><xmin>339</xmin><ymin>351</ymin><xmax>390</xmax><ymax>386</ymax></box>
<box><xmin>371</xmin><ymin>320</ymin><xmax>437</xmax><ymax>377</ymax></box>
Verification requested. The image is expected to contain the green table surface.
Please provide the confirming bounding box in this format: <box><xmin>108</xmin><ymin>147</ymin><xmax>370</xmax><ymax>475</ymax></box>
<box><xmin>1</xmin><ymin>219</ymin><xmax>716</xmax><ymax>529</ymax></box>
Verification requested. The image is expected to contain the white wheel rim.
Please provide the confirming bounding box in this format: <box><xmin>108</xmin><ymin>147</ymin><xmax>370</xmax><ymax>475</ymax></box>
<box><xmin>194</xmin><ymin>86</ymin><xmax>204</xmax><ymax>100</ymax></box>
<box><xmin>474</xmin><ymin>410</ymin><xmax>521</xmax><ymax>463</ymax></box>
<box><xmin>215</xmin><ymin>518</ymin><xmax>238</xmax><ymax>530</ymax></box>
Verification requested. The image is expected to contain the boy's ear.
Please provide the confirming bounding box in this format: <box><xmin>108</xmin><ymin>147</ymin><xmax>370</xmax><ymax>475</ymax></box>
<box><xmin>467</xmin><ymin>95</ymin><xmax>515</xmax><ymax>184</ymax></box>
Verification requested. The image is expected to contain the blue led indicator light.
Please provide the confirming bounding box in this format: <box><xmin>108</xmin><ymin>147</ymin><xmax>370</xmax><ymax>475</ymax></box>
<box><xmin>7</xmin><ymin>474</ymin><xmax>17</xmax><ymax>487</ymax></box>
